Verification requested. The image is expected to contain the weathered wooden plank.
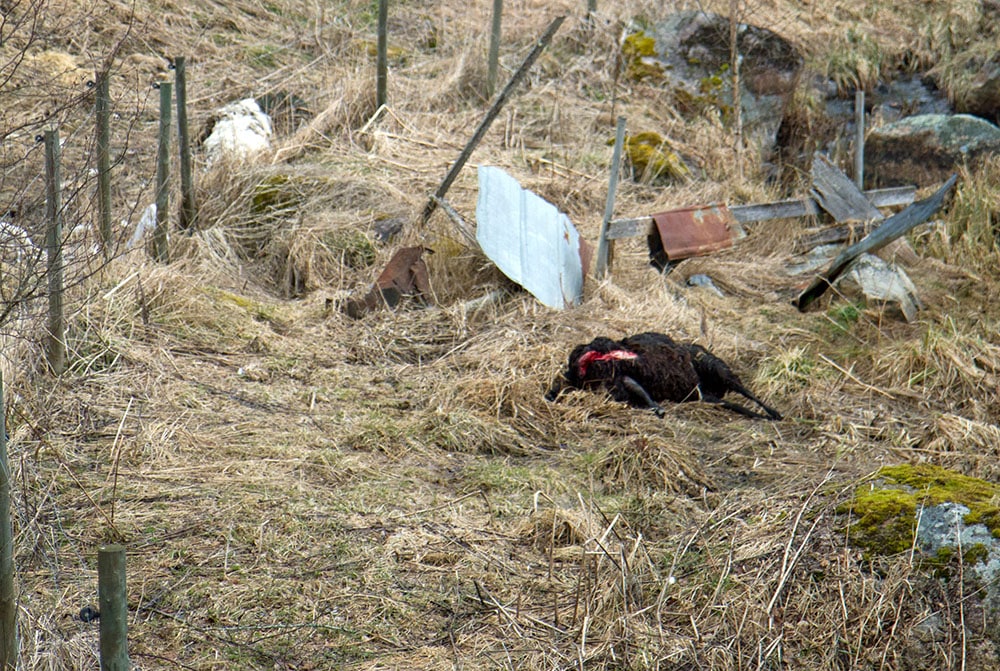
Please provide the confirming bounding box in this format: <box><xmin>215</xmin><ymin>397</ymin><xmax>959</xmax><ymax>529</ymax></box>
<box><xmin>730</xmin><ymin>198</ymin><xmax>819</xmax><ymax>223</ymax></box>
<box><xmin>810</xmin><ymin>153</ymin><xmax>884</xmax><ymax>222</ymax></box>
<box><xmin>605</xmin><ymin>186</ymin><xmax>916</xmax><ymax>240</ymax></box>
<box><xmin>606</xmin><ymin>216</ymin><xmax>654</xmax><ymax>240</ymax></box>
<box><xmin>795</xmin><ymin>173</ymin><xmax>958</xmax><ymax>311</ymax></box>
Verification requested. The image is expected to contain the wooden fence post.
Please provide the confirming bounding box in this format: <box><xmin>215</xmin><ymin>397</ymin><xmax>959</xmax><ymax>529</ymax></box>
<box><xmin>95</xmin><ymin>70</ymin><xmax>113</xmax><ymax>260</ymax></box>
<box><xmin>595</xmin><ymin>115</ymin><xmax>626</xmax><ymax>279</ymax></box>
<box><xmin>376</xmin><ymin>0</ymin><xmax>388</xmax><ymax>109</ymax></box>
<box><xmin>0</xmin><ymin>374</ymin><xmax>16</xmax><ymax>670</ymax></box>
<box><xmin>44</xmin><ymin>129</ymin><xmax>66</xmax><ymax>375</ymax></box>
<box><xmin>175</xmin><ymin>57</ymin><xmax>196</xmax><ymax>231</ymax></box>
<box><xmin>854</xmin><ymin>89</ymin><xmax>865</xmax><ymax>190</ymax></box>
<box><xmin>154</xmin><ymin>83</ymin><xmax>172</xmax><ymax>263</ymax></box>
<box><xmin>98</xmin><ymin>544</ymin><xmax>129</xmax><ymax>670</ymax></box>
<box><xmin>487</xmin><ymin>0</ymin><xmax>503</xmax><ymax>99</ymax></box>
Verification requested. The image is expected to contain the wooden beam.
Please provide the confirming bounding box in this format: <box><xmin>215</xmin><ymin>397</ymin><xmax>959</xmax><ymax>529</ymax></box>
<box><xmin>810</xmin><ymin>153</ymin><xmax>883</xmax><ymax>222</ymax></box>
<box><xmin>605</xmin><ymin>186</ymin><xmax>917</xmax><ymax>240</ymax></box>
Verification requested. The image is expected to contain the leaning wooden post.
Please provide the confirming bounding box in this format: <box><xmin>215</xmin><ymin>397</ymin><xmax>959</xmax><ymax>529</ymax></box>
<box><xmin>595</xmin><ymin>115</ymin><xmax>626</xmax><ymax>279</ymax></box>
<box><xmin>98</xmin><ymin>544</ymin><xmax>129</xmax><ymax>671</ymax></box>
<box><xmin>95</xmin><ymin>69</ymin><xmax>113</xmax><ymax>260</ymax></box>
<box><xmin>376</xmin><ymin>0</ymin><xmax>388</xmax><ymax>109</ymax></box>
<box><xmin>419</xmin><ymin>14</ymin><xmax>566</xmax><ymax>226</ymax></box>
<box><xmin>175</xmin><ymin>57</ymin><xmax>196</xmax><ymax>231</ymax></box>
<box><xmin>0</xmin><ymin>374</ymin><xmax>17</xmax><ymax>669</ymax></box>
<box><xmin>44</xmin><ymin>129</ymin><xmax>66</xmax><ymax>375</ymax></box>
<box><xmin>854</xmin><ymin>89</ymin><xmax>865</xmax><ymax>190</ymax></box>
<box><xmin>486</xmin><ymin>0</ymin><xmax>503</xmax><ymax>99</ymax></box>
<box><xmin>153</xmin><ymin>82</ymin><xmax>172</xmax><ymax>263</ymax></box>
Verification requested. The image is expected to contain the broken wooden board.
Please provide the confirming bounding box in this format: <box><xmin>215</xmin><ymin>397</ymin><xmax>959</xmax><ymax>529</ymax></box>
<box><xmin>795</xmin><ymin>173</ymin><xmax>958</xmax><ymax>312</ymax></box>
<box><xmin>810</xmin><ymin>153</ymin><xmax>884</xmax><ymax>223</ymax></box>
<box><xmin>605</xmin><ymin>186</ymin><xmax>915</xmax><ymax>240</ymax></box>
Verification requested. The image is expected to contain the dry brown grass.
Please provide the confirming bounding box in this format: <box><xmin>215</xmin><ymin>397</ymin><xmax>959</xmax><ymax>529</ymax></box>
<box><xmin>2</xmin><ymin>0</ymin><xmax>999</xmax><ymax>669</ymax></box>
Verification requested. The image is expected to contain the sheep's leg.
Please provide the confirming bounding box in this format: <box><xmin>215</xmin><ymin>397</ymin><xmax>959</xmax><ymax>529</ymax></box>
<box><xmin>621</xmin><ymin>375</ymin><xmax>665</xmax><ymax>417</ymax></box>
<box><xmin>701</xmin><ymin>394</ymin><xmax>776</xmax><ymax>420</ymax></box>
<box><xmin>544</xmin><ymin>377</ymin><xmax>565</xmax><ymax>402</ymax></box>
<box><xmin>730</xmin><ymin>384</ymin><xmax>783</xmax><ymax>420</ymax></box>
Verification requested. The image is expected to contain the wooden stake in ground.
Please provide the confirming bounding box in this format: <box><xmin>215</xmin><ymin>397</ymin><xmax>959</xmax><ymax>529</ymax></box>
<box><xmin>95</xmin><ymin>69</ymin><xmax>113</xmax><ymax>259</ymax></box>
<box><xmin>486</xmin><ymin>0</ymin><xmax>503</xmax><ymax>99</ymax></box>
<box><xmin>45</xmin><ymin>129</ymin><xmax>66</xmax><ymax>375</ymax></box>
<box><xmin>98</xmin><ymin>545</ymin><xmax>129</xmax><ymax>670</ymax></box>
<box><xmin>595</xmin><ymin>116</ymin><xmax>626</xmax><ymax>279</ymax></box>
<box><xmin>419</xmin><ymin>15</ymin><xmax>566</xmax><ymax>227</ymax></box>
<box><xmin>154</xmin><ymin>82</ymin><xmax>172</xmax><ymax>263</ymax></box>
<box><xmin>854</xmin><ymin>89</ymin><xmax>865</xmax><ymax>190</ymax></box>
<box><xmin>0</xmin><ymin>373</ymin><xmax>16</xmax><ymax>669</ymax></box>
<box><xmin>175</xmin><ymin>56</ymin><xmax>196</xmax><ymax>231</ymax></box>
<box><xmin>376</xmin><ymin>0</ymin><xmax>388</xmax><ymax>110</ymax></box>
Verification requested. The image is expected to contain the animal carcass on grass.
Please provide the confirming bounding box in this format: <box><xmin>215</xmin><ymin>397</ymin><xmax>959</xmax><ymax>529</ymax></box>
<box><xmin>546</xmin><ymin>332</ymin><xmax>782</xmax><ymax>420</ymax></box>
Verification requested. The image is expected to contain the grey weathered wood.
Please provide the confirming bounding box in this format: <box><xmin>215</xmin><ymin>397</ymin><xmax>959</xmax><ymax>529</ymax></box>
<box><xmin>0</xmin><ymin>373</ymin><xmax>16</xmax><ymax>669</ymax></box>
<box><xmin>605</xmin><ymin>186</ymin><xmax>916</xmax><ymax>240</ymax></box>
<box><xmin>854</xmin><ymin>89</ymin><xmax>865</xmax><ymax>190</ymax></box>
<box><xmin>595</xmin><ymin>116</ymin><xmax>626</xmax><ymax>278</ymax></box>
<box><xmin>175</xmin><ymin>57</ymin><xmax>196</xmax><ymax>231</ymax></box>
<box><xmin>430</xmin><ymin>195</ymin><xmax>480</xmax><ymax>251</ymax></box>
<box><xmin>810</xmin><ymin>153</ymin><xmax>883</xmax><ymax>222</ymax></box>
<box><xmin>419</xmin><ymin>15</ymin><xmax>565</xmax><ymax>226</ymax></box>
<box><xmin>795</xmin><ymin>173</ymin><xmax>958</xmax><ymax>311</ymax></box>
<box><xmin>45</xmin><ymin>129</ymin><xmax>66</xmax><ymax>375</ymax></box>
<box><xmin>154</xmin><ymin>82</ymin><xmax>172</xmax><ymax>263</ymax></box>
<box><xmin>98</xmin><ymin>544</ymin><xmax>130</xmax><ymax>670</ymax></box>
<box><xmin>376</xmin><ymin>0</ymin><xmax>388</xmax><ymax>109</ymax></box>
<box><xmin>96</xmin><ymin>70</ymin><xmax>113</xmax><ymax>259</ymax></box>
<box><xmin>486</xmin><ymin>0</ymin><xmax>503</xmax><ymax>99</ymax></box>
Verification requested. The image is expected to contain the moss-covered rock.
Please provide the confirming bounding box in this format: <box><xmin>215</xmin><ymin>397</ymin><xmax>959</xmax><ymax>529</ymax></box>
<box><xmin>618</xmin><ymin>131</ymin><xmax>690</xmax><ymax>183</ymax></box>
<box><xmin>621</xmin><ymin>31</ymin><xmax>664</xmax><ymax>82</ymax></box>
<box><xmin>839</xmin><ymin>463</ymin><xmax>1000</xmax><ymax>560</ymax></box>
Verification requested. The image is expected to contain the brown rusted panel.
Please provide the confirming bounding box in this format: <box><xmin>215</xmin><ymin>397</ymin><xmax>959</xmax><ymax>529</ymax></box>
<box><xmin>651</xmin><ymin>204</ymin><xmax>737</xmax><ymax>262</ymax></box>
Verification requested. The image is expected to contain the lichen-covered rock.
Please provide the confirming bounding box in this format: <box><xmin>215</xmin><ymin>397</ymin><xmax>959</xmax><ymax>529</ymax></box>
<box><xmin>840</xmin><ymin>463</ymin><xmax>1000</xmax><ymax>561</ymax></box>
<box><xmin>647</xmin><ymin>11</ymin><xmax>803</xmax><ymax>149</ymax></box>
<box><xmin>840</xmin><ymin>464</ymin><xmax>1000</xmax><ymax>650</ymax></box>
<box><xmin>865</xmin><ymin>113</ymin><xmax>1000</xmax><ymax>187</ymax></box>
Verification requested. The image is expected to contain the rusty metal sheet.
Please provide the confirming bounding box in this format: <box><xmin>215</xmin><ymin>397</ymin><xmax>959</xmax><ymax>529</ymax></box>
<box><xmin>651</xmin><ymin>204</ymin><xmax>737</xmax><ymax>262</ymax></box>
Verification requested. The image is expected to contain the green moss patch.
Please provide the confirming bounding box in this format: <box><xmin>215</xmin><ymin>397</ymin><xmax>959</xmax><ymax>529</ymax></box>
<box><xmin>839</xmin><ymin>464</ymin><xmax>1000</xmax><ymax>558</ymax></box>
<box><xmin>619</xmin><ymin>131</ymin><xmax>690</xmax><ymax>183</ymax></box>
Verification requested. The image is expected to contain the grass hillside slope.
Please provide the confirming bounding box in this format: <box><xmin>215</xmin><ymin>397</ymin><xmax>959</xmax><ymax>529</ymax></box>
<box><xmin>0</xmin><ymin>0</ymin><xmax>998</xmax><ymax>668</ymax></box>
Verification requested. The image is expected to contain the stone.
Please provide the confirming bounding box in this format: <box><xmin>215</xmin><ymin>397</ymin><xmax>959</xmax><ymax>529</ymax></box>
<box><xmin>647</xmin><ymin>11</ymin><xmax>803</xmax><ymax>150</ymax></box>
<box><xmin>865</xmin><ymin>113</ymin><xmax>1000</xmax><ymax>187</ymax></box>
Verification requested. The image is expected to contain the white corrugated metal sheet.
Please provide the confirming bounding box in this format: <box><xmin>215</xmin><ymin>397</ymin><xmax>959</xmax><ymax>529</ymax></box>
<box><xmin>475</xmin><ymin>166</ymin><xmax>585</xmax><ymax>309</ymax></box>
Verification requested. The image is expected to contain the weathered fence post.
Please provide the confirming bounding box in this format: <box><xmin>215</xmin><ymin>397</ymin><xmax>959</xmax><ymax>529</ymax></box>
<box><xmin>854</xmin><ymin>89</ymin><xmax>865</xmax><ymax>190</ymax></box>
<box><xmin>98</xmin><ymin>544</ymin><xmax>129</xmax><ymax>670</ymax></box>
<box><xmin>95</xmin><ymin>69</ymin><xmax>113</xmax><ymax>260</ymax></box>
<box><xmin>0</xmin><ymin>374</ymin><xmax>17</xmax><ymax>669</ymax></box>
<box><xmin>486</xmin><ymin>0</ymin><xmax>503</xmax><ymax>99</ymax></box>
<box><xmin>376</xmin><ymin>0</ymin><xmax>388</xmax><ymax>109</ymax></box>
<box><xmin>595</xmin><ymin>115</ymin><xmax>626</xmax><ymax>279</ymax></box>
<box><xmin>44</xmin><ymin>129</ymin><xmax>66</xmax><ymax>375</ymax></box>
<box><xmin>175</xmin><ymin>57</ymin><xmax>196</xmax><ymax>231</ymax></box>
<box><xmin>154</xmin><ymin>82</ymin><xmax>172</xmax><ymax>263</ymax></box>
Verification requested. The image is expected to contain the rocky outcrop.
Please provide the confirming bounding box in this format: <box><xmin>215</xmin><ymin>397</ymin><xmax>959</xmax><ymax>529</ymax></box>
<box><xmin>865</xmin><ymin>113</ymin><xmax>1000</xmax><ymax>186</ymax></box>
<box><xmin>648</xmin><ymin>11</ymin><xmax>803</xmax><ymax>149</ymax></box>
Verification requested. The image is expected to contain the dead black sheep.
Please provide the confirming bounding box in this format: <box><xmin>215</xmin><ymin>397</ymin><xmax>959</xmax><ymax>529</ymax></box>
<box><xmin>545</xmin><ymin>332</ymin><xmax>782</xmax><ymax>420</ymax></box>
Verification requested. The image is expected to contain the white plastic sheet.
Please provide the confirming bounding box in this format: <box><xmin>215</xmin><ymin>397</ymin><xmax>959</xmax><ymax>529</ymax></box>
<box><xmin>475</xmin><ymin>166</ymin><xmax>585</xmax><ymax>309</ymax></box>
